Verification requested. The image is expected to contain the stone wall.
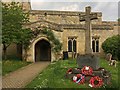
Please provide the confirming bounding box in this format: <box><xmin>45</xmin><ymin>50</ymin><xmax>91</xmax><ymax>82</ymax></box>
<box><xmin>63</xmin><ymin>29</ymin><xmax>85</xmax><ymax>55</ymax></box>
<box><xmin>29</xmin><ymin>10</ymin><xmax>102</xmax><ymax>25</ymax></box>
<box><xmin>92</xmin><ymin>25</ymin><xmax>119</xmax><ymax>56</ymax></box>
<box><xmin>3</xmin><ymin>2</ymin><xmax>119</xmax><ymax>61</ymax></box>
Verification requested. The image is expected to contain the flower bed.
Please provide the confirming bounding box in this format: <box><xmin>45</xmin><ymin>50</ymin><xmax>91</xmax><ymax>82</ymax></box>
<box><xmin>65</xmin><ymin>66</ymin><xmax>111</xmax><ymax>88</ymax></box>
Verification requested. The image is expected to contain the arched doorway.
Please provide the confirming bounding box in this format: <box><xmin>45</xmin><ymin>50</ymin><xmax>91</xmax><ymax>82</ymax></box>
<box><xmin>35</xmin><ymin>39</ymin><xmax>51</xmax><ymax>62</ymax></box>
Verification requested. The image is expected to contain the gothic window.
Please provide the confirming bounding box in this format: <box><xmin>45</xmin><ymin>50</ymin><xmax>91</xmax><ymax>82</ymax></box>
<box><xmin>92</xmin><ymin>36</ymin><xmax>100</xmax><ymax>53</ymax></box>
<box><xmin>73</xmin><ymin>40</ymin><xmax>76</xmax><ymax>52</ymax></box>
<box><xmin>68</xmin><ymin>37</ymin><xmax>77</xmax><ymax>52</ymax></box>
<box><xmin>68</xmin><ymin>40</ymin><xmax>72</xmax><ymax>52</ymax></box>
<box><xmin>96</xmin><ymin>40</ymin><xmax>99</xmax><ymax>52</ymax></box>
<box><xmin>92</xmin><ymin>40</ymin><xmax>95</xmax><ymax>52</ymax></box>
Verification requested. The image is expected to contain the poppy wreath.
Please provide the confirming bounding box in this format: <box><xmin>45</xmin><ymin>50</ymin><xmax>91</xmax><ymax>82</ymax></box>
<box><xmin>89</xmin><ymin>76</ymin><xmax>103</xmax><ymax>88</ymax></box>
<box><xmin>81</xmin><ymin>66</ymin><xmax>93</xmax><ymax>75</ymax></box>
<box><xmin>73</xmin><ymin>74</ymin><xmax>85</xmax><ymax>84</ymax></box>
<box><xmin>66</xmin><ymin>68</ymin><xmax>73</xmax><ymax>74</ymax></box>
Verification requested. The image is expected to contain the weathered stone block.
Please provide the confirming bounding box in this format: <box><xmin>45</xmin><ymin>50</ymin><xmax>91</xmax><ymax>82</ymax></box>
<box><xmin>102</xmin><ymin>70</ymin><xmax>111</xmax><ymax>85</ymax></box>
<box><xmin>85</xmin><ymin>75</ymin><xmax>92</xmax><ymax>83</ymax></box>
<box><xmin>102</xmin><ymin>76</ymin><xmax>111</xmax><ymax>85</ymax></box>
<box><xmin>76</xmin><ymin>54</ymin><xmax>100</xmax><ymax>70</ymax></box>
<box><xmin>72</xmin><ymin>68</ymin><xmax>81</xmax><ymax>74</ymax></box>
<box><xmin>106</xmin><ymin>53</ymin><xmax>112</xmax><ymax>61</ymax></box>
<box><xmin>93</xmin><ymin>70</ymin><xmax>104</xmax><ymax>77</ymax></box>
<box><xmin>65</xmin><ymin>74</ymin><xmax>76</xmax><ymax>79</ymax></box>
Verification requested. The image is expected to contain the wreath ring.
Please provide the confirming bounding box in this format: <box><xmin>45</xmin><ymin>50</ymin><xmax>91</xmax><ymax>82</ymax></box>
<box><xmin>81</xmin><ymin>66</ymin><xmax>93</xmax><ymax>75</ymax></box>
<box><xmin>66</xmin><ymin>68</ymin><xmax>72</xmax><ymax>74</ymax></box>
<box><xmin>73</xmin><ymin>74</ymin><xmax>85</xmax><ymax>84</ymax></box>
<box><xmin>89</xmin><ymin>76</ymin><xmax>103</xmax><ymax>88</ymax></box>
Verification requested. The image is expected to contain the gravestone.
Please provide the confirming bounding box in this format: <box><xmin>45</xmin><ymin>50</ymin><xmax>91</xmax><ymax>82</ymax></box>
<box><xmin>77</xmin><ymin>54</ymin><xmax>100</xmax><ymax>70</ymax></box>
<box><xmin>106</xmin><ymin>53</ymin><xmax>112</xmax><ymax>61</ymax></box>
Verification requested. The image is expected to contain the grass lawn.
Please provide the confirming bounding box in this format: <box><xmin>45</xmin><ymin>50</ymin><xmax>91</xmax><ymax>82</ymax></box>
<box><xmin>26</xmin><ymin>58</ymin><xmax>119</xmax><ymax>88</ymax></box>
<box><xmin>2</xmin><ymin>60</ymin><xmax>31</xmax><ymax>76</ymax></box>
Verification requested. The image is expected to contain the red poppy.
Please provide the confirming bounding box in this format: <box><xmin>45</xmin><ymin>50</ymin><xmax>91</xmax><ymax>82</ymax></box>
<box><xmin>89</xmin><ymin>76</ymin><xmax>103</xmax><ymax>88</ymax></box>
<box><xmin>81</xmin><ymin>66</ymin><xmax>93</xmax><ymax>75</ymax></box>
<box><xmin>73</xmin><ymin>74</ymin><xmax>85</xmax><ymax>84</ymax></box>
<box><xmin>66</xmin><ymin>68</ymin><xmax>72</xmax><ymax>74</ymax></box>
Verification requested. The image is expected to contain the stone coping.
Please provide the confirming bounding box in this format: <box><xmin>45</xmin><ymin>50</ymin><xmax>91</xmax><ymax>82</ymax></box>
<box><xmin>30</xmin><ymin>10</ymin><xmax>102</xmax><ymax>17</ymax></box>
<box><xmin>102</xmin><ymin>21</ymin><xmax>119</xmax><ymax>26</ymax></box>
<box><xmin>25</xmin><ymin>19</ymin><xmax>114</xmax><ymax>30</ymax></box>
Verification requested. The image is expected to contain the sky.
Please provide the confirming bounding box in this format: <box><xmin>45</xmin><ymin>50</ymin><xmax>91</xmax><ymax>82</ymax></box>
<box><xmin>30</xmin><ymin>0</ymin><xmax>120</xmax><ymax>21</ymax></box>
<box><xmin>2</xmin><ymin>0</ymin><xmax>119</xmax><ymax>21</ymax></box>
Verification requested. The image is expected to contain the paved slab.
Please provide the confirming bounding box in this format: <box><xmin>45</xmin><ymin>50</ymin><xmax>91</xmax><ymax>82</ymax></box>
<box><xmin>2</xmin><ymin>61</ymin><xmax>50</xmax><ymax>88</ymax></box>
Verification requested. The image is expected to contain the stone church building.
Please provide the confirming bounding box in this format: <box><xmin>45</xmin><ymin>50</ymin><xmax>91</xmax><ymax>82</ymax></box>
<box><xmin>6</xmin><ymin>2</ymin><xmax>119</xmax><ymax>62</ymax></box>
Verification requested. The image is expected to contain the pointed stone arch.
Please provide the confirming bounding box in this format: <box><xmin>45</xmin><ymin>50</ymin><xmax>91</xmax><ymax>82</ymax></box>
<box><xmin>35</xmin><ymin>39</ymin><xmax>51</xmax><ymax>62</ymax></box>
<box><xmin>24</xmin><ymin>35</ymin><xmax>55</xmax><ymax>62</ymax></box>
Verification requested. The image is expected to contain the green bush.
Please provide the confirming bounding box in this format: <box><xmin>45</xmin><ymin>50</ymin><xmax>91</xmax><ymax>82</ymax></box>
<box><xmin>102</xmin><ymin>35</ymin><xmax>120</xmax><ymax>60</ymax></box>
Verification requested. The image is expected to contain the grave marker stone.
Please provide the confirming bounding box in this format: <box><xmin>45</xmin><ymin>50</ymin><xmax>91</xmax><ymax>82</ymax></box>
<box><xmin>77</xmin><ymin>54</ymin><xmax>100</xmax><ymax>70</ymax></box>
<box><xmin>106</xmin><ymin>53</ymin><xmax>112</xmax><ymax>61</ymax></box>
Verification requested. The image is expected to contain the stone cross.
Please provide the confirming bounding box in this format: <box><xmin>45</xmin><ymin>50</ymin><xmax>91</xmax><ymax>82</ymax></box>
<box><xmin>79</xmin><ymin>6</ymin><xmax>98</xmax><ymax>54</ymax></box>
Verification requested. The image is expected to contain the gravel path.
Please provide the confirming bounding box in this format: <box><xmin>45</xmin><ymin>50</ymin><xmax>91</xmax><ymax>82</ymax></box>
<box><xmin>2</xmin><ymin>61</ymin><xmax>50</xmax><ymax>88</ymax></box>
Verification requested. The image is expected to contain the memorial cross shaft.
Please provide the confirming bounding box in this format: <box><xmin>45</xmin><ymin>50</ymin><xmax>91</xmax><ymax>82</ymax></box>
<box><xmin>79</xmin><ymin>6</ymin><xmax>98</xmax><ymax>54</ymax></box>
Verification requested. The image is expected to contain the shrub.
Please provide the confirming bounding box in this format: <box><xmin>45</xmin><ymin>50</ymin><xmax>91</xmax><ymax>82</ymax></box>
<box><xmin>102</xmin><ymin>35</ymin><xmax>120</xmax><ymax>60</ymax></box>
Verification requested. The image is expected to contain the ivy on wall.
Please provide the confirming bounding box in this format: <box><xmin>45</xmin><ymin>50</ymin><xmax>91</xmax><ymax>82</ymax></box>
<box><xmin>33</xmin><ymin>28</ymin><xmax>62</xmax><ymax>53</ymax></box>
